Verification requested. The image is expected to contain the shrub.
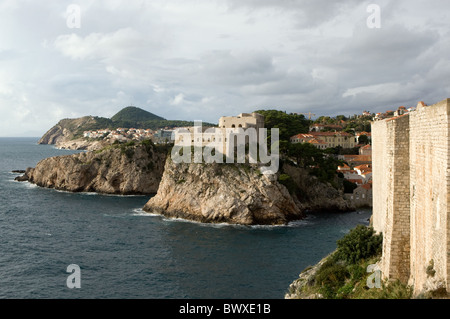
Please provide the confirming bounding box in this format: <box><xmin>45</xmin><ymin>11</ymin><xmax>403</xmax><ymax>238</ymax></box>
<box><xmin>315</xmin><ymin>261</ymin><xmax>350</xmax><ymax>299</ymax></box>
<box><xmin>120</xmin><ymin>145</ymin><xmax>135</xmax><ymax>159</ymax></box>
<box><xmin>335</xmin><ymin>225</ymin><xmax>382</xmax><ymax>264</ymax></box>
<box><xmin>278</xmin><ymin>173</ymin><xmax>298</xmax><ymax>194</ymax></box>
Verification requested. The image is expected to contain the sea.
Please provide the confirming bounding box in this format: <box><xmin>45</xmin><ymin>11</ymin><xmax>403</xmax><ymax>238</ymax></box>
<box><xmin>0</xmin><ymin>137</ymin><xmax>372</xmax><ymax>299</ymax></box>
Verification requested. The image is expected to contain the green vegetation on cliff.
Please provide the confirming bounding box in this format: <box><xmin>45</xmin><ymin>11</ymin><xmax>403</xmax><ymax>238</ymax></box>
<box><xmin>111</xmin><ymin>106</ymin><xmax>165</xmax><ymax>122</ymax></box>
<box><xmin>314</xmin><ymin>114</ymin><xmax>373</xmax><ymax>133</ymax></box>
<box><xmin>41</xmin><ymin>106</ymin><xmax>217</xmax><ymax>142</ymax></box>
<box><xmin>254</xmin><ymin>109</ymin><xmax>311</xmax><ymax>141</ymax></box>
<box><xmin>287</xmin><ymin>225</ymin><xmax>413</xmax><ymax>299</ymax></box>
<box><xmin>108</xmin><ymin>106</ymin><xmax>215</xmax><ymax>130</ymax></box>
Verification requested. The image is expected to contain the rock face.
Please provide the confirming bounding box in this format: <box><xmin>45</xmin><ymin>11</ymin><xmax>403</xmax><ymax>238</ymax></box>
<box><xmin>282</xmin><ymin>164</ymin><xmax>354</xmax><ymax>213</ymax></box>
<box><xmin>285</xmin><ymin>254</ymin><xmax>331</xmax><ymax>299</ymax></box>
<box><xmin>39</xmin><ymin>117</ymin><xmax>91</xmax><ymax>145</ymax></box>
<box><xmin>143</xmin><ymin>159</ymin><xmax>304</xmax><ymax>225</ymax></box>
<box><xmin>54</xmin><ymin>138</ymin><xmax>109</xmax><ymax>151</ymax></box>
<box><xmin>17</xmin><ymin>142</ymin><xmax>166</xmax><ymax>195</ymax></box>
<box><xmin>38</xmin><ymin>116</ymin><xmax>111</xmax><ymax>150</ymax></box>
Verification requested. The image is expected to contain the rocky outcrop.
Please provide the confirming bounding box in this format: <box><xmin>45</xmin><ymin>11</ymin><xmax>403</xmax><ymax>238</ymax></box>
<box><xmin>38</xmin><ymin>116</ymin><xmax>112</xmax><ymax>150</ymax></box>
<box><xmin>282</xmin><ymin>164</ymin><xmax>354</xmax><ymax>213</ymax></box>
<box><xmin>143</xmin><ymin>159</ymin><xmax>304</xmax><ymax>225</ymax></box>
<box><xmin>16</xmin><ymin>142</ymin><xmax>166</xmax><ymax>195</ymax></box>
<box><xmin>285</xmin><ymin>254</ymin><xmax>331</xmax><ymax>299</ymax></box>
<box><xmin>54</xmin><ymin>138</ymin><xmax>109</xmax><ymax>151</ymax></box>
<box><xmin>39</xmin><ymin>116</ymin><xmax>92</xmax><ymax>144</ymax></box>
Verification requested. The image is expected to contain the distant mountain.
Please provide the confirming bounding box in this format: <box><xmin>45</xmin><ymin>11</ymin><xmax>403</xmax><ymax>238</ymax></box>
<box><xmin>38</xmin><ymin>116</ymin><xmax>112</xmax><ymax>145</ymax></box>
<box><xmin>111</xmin><ymin>106</ymin><xmax>165</xmax><ymax>123</ymax></box>
<box><xmin>38</xmin><ymin>106</ymin><xmax>216</xmax><ymax>145</ymax></box>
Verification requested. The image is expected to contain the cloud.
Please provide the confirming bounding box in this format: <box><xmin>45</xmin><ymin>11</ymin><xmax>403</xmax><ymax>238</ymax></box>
<box><xmin>1</xmin><ymin>0</ymin><xmax>450</xmax><ymax>136</ymax></box>
<box><xmin>170</xmin><ymin>93</ymin><xmax>185</xmax><ymax>106</ymax></box>
<box><xmin>54</xmin><ymin>28</ymin><xmax>144</xmax><ymax>61</ymax></box>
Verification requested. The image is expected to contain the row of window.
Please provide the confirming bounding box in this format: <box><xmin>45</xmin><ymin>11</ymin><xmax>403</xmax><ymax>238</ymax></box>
<box><xmin>222</xmin><ymin>124</ymin><xmax>244</xmax><ymax>128</ymax></box>
<box><xmin>179</xmin><ymin>137</ymin><xmax>226</xmax><ymax>143</ymax></box>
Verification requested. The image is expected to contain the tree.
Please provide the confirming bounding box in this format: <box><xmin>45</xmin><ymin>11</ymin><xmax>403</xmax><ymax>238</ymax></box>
<box><xmin>358</xmin><ymin>134</ymin><xmax>370</xmax><ymax>145</ymax></box>
<box><xmin>288</xmin><ymin>142</ymin><xmax>323</xmax><ymax>168</ymax></box>
<box><xmin>255</xmin><ymin>110</ymin><xmax>311</xmax><ymax>142</ymax></box>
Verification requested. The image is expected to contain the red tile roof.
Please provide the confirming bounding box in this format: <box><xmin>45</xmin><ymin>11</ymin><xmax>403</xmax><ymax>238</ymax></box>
<box><xmin>310</xmin><ymin>131</ymin><xmax>353</xmax><ymax>137</ymax></box>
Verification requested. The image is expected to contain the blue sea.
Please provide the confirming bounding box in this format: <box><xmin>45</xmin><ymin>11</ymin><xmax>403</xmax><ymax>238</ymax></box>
<box><xmin>0</xmin><ymin>137</ymin><xmax>371</xmax><ymax>299</ymax></box>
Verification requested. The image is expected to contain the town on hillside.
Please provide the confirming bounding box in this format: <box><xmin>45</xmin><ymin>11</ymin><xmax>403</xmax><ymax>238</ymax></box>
<box><xmin>290</xmin><ymin>114</ymin><xmax>373</xmax><ymax>209</ymax></box>
<box><xmin>82</xmin><ymin>104</ymin><xmax>419</xmax><ymax>209</ymax></box>
<box><xmin>83</xmin><ymin>127</ymin><xmax>175</xmax><ymax>144</ymax></box>
<box><xmin>288</xmin><ymin>103</ymin><xmax>420</xmax><ymax>208</ymax></box>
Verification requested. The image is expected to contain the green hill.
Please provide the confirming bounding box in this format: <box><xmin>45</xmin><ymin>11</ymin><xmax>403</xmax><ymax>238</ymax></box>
<box><xmin>111</xmin><ymin>106</ymin><xmax>165</xmax><ymax>123</ymax></box>
<box><xmin>110</xmin><ymin>106</ymin><xmax>215</xmax><ymax>131</ymax></box>
<box><xmin>39</xmin><ymin>106</ymin><xmax>217</xmax><ymax>144</ymax></box>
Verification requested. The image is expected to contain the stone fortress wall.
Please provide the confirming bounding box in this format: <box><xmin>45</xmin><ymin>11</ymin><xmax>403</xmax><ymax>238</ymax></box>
<box><xmin>372</xmin><ymin>98</ymin><xmax>450</xmax><ymax>296</ymax></box>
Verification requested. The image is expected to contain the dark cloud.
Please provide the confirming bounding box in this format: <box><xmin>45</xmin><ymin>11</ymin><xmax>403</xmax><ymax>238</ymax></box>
<box><xmin>1</xmin><ymin>0</ymin><xmax>450</xmax><ymax>136</ymax></box>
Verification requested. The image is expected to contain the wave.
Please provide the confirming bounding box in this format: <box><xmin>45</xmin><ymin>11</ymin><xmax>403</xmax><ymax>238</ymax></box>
<box><xmin>80</xmin><ymin>192</ymin><xmax>147</xmax><ymax>198</ymax></box>
<box><xmin>11</xmin><ymin>180</ymin><xmax>39</xmax><ymax>188</ymax></box>
<box><xmin>131</xmin><ymin>208</ymin><xmax>160</xmax><ymax>217</ymax></box>
<box><xmin>131</xmin><ymin>208</ymin><xmax>313</xmax><ymax>230</ymax></box>
<box><xmin>12</xmin><ymin>182</ymin><xmax>149</xmax><ymax>198</ymax></box>
<box><xmin>286</xmin><ymin>219</ymin><xmax>315</xmax><ymax>228</ymax></box>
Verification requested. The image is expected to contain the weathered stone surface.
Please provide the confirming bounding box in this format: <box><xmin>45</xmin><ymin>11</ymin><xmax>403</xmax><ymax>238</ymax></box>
<box><xmin>372</xmin><ymin>98</ymin><xmax>450</xmax><ymax>297</ymax></box>
<box><xmin>38</xmin><ymin>116</ymin><xmax>111</xmax><ymax>151</ymax></box>
<box><xmin>14</xmin><ymin>174</ymin><xmax>29</xmax><ymax>182</ymax></box>
<box><xmin>38</xmin><ymin>117</ymin><xmax>91</xmax><ymax>145</ymax></box>
<box><xmin>54</xmin><ymin>138</ymin><xmax>109</xmax><ymax>151</ymax></box>
<box><xmin>285</xmin><ymin>254</ymin><xmax>331</xmax><ymax>299</ymax></box>
<box><xmin>143</xmin><ymin>160</ymin><xmax>305</xmax><ymax>225</ymax></box>
<box><xmin>282</xmin><ymin>164</ymin><xmax>354</xmax><ymax>213</ymax></box>
<box><xmin>18</xmin><ymin>143</ymin><xmax>166</xmax><ymax>195</ymax></box>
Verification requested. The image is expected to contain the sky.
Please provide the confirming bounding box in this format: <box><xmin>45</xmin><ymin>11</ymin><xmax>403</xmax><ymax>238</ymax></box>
<box><xmin>1</xmin><ymin>0</ymin><xmax>450</xmax><ymax>136</ymax></box>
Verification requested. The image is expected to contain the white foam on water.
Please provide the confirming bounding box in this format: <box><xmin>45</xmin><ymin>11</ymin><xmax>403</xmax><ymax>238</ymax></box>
<box><xmin>130</xmin><ymin>207</ymin><xmax>316</xmax><ymax>230</ymax></box>
<box><xmin>22</xmin><ymin>181</ymin><xmax>38</xmax><ymax>188</ymax></box>
<box><xmin>142</xmin><ymin>213</ymin><xmax>296</xmax><ymax>230</ymax></box>
<box><xmin>286</xmin><ymin>219</ymin><xmax>315</xmax><ymax>228</ymax></box>
<box><xmin>131</xmin><ymin>208</ymin><xmax>160</xmax><ymax>217</ymax></box>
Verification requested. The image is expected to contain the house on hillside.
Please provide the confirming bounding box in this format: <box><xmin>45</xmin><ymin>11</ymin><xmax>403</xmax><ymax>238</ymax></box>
<box><xmin>290</xmin><ymin>131</ymin><xmax>357</xmax><ymax>149</ymax></box>
<box><xmin>359</xmin><ymin>144</ymin><xmax>372</xmax><ymax>156</ymax></box>
<box><xmin>345</xmin><ymin>183</ymin><xmax>372</xmax><ymax>208</ymax></box>
<box><xmin>309</xmin><ymin>123</ymin><xmax>343</xmax><ymax>132</ymax></box>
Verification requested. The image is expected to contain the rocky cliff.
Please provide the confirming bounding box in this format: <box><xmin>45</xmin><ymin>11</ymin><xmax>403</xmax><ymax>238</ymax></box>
<box><xmin>17</xmin><ymin>141</ymin><xmax>166</xmax><ymax>195</ymax></box>
<box><xmin>281</xmin><ymin>163</ymin><xmax>354</xmax><ymax>213</ymax></box>
<box><xmin>143</xmin><ymin>159</ymin><xmax>304</xmax><ymax>225</ymax></box>
<box><xmin>39</xmin><ymin>116</ymin><xmax>94</xmax><ymax>144</ymax></box>
<box><xmin>38</xmin><ymin>116</ymin><xmax>113</xmax><ymax>150</ymax></box>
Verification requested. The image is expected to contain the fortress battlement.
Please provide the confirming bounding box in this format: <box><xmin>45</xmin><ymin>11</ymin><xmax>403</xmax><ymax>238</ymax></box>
<box><xmin>372</xmin><ymin>98</ymin><xmax>450</xmax><ymax>296</ymax></box>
